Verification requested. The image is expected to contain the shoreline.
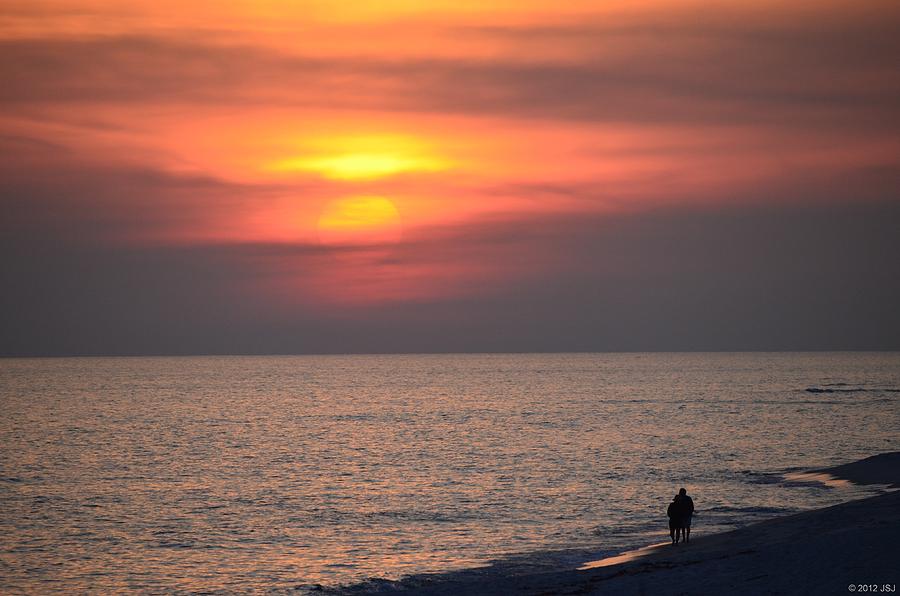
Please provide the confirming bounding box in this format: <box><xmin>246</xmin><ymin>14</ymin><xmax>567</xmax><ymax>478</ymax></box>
<box><xmin>331</xmin><ymin>453</ymin><xmax>900</xmax><ymax>595</ymax></box>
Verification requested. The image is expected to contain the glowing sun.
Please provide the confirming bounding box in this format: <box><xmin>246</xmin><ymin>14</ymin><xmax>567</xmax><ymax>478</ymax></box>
<box><xmin>317</xmin><ymin>196</ymin><xmax>403</xmax><ymax>246</ymax></box>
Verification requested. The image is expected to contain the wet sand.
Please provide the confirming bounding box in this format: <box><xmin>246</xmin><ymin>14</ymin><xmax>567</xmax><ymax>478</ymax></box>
<box><xmin>816</xmin><ymin>452</ymin><xmax>900</xmax><ymax>489</ymax></box>
<box><xmin>335</xmin><ymin>452</ymin><xmax>899</xmax><ymax>595</ymax></box>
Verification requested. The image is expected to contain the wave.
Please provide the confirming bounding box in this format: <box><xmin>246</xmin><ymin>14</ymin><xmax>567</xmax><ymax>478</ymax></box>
<box><xmin>737</xmin><ymin>471</ymin><xmax>784</xmax><ymax>485</ymax></box>
<box><xmin>804</xmin><ymin>386</ymin><xmax>899</xmax><ymax>394</ymax></box>
<box><xmin>702</xmin><ymin>505</ymin><xmax>790</xmax><ymax>515</ymax></box>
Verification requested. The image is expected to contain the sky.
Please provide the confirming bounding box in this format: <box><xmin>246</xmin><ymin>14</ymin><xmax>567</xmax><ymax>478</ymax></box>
<box><xmin>1</xmin><ymin>0</ymin><xmax>899</xmax><ymax>355</ymax></box>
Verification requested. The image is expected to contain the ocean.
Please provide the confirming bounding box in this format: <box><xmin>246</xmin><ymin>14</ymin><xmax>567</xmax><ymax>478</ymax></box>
<box><xmin>1</xmin><ymin>353</ymin><xmax>898</xmax><ymax>592</ymax></box>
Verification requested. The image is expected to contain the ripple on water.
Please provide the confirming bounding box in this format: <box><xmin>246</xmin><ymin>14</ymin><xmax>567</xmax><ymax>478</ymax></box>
<box><xmin>0</xmin><ymin>353</ymin><xmax>897</xmax><ymax>592</ymax></box>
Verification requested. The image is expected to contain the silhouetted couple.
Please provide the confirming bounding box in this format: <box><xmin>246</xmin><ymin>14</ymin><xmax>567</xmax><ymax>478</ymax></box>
<box><xmin>667</xmin><ymin>488</ymin><xmax>694</xmax><ymax>544</ymax></box>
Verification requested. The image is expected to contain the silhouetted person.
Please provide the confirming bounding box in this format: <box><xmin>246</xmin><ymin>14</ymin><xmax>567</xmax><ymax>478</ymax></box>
<box><xmin>666</xmin><ymin>495</ymin><xmax>681</xmax><ymax>544</ymax></box>
<box><xmin>674</xmin><ymin>487</ymin><xmax>695</xmax><ymax>543</ymax></box>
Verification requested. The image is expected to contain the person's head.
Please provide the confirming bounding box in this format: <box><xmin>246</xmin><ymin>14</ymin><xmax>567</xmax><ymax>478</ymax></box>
<box><xmin>679</xmin><ymin>488</ymin><xmax>687</xmax><ymax>496</ymax></box>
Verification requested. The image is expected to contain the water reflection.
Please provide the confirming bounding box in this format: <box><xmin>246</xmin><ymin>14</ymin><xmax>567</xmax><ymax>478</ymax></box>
<box><xmin>0</xmin><ymin>353</ymin><xmax>896</xmax><ymax>591</ymax></box>
<box><xmin>783</xmin><ymin>472</ymin><xmax>853</xmax><ymax>489</ymax></box>
<box><xmin>579</xmin><ymin>541</ymin><xmax>671</xmax><ymax>570</ymax></box>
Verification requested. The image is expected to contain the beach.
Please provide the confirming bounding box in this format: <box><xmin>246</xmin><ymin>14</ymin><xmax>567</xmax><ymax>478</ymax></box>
<box><xmin>335</xmin><ymin>453</ymin><xmax>900</xmax><ymax>595</ymax></box>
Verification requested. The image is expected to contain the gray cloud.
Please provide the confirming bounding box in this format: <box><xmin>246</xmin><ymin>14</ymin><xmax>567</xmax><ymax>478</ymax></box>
<box><xmin>2</xmin><ymin>198</ymin><xmax>899</xmax><ymax>355</ymax></box>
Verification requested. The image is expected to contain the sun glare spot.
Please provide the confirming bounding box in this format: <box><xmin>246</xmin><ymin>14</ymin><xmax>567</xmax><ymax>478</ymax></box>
<box><xmin>317</xmin><ymin>196</ymin><xmax>403</xmax><ymax>245</ymax></box>
<box><xmin>267</xmin><ymin>134</ymin><xmax>452</xmax><ymax>180</ymax></box>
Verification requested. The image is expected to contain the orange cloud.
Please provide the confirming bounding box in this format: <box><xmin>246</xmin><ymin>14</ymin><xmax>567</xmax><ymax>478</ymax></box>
<box><xmin>2</xmin><ymin>0</ymin><xmax>898</xmax><ymax>310</ymax></box>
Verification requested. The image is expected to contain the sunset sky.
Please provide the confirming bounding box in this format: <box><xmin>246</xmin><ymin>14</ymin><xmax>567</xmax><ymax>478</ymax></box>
<box><xmin>2</xmin><ymin>1</ymin><xmax>899</xmax><ymax>355</ymax></box>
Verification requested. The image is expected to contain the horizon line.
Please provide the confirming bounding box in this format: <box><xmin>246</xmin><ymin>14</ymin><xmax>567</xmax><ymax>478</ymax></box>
<box><xmin>2</xmin><ymin>348</ymin><xmax>899</xmax><ymax>360</ymax></box>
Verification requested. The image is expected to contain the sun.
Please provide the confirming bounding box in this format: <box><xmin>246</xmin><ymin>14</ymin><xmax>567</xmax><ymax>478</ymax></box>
<box><xmin>317</xmin><ymin>196</ymin><xmax>403</xmax><ymax>246</ymax></box>
<box><xmin>268</xmin><ymin>134</ymin><xmax>453</xmax><ymax>181</ymax></box>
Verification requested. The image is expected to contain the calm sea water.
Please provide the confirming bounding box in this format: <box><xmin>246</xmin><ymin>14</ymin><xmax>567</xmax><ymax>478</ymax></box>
<box><xmin>1</xmin><ymin>353</ymin><xmax>898</xmax><ymax>593</ymax></box>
